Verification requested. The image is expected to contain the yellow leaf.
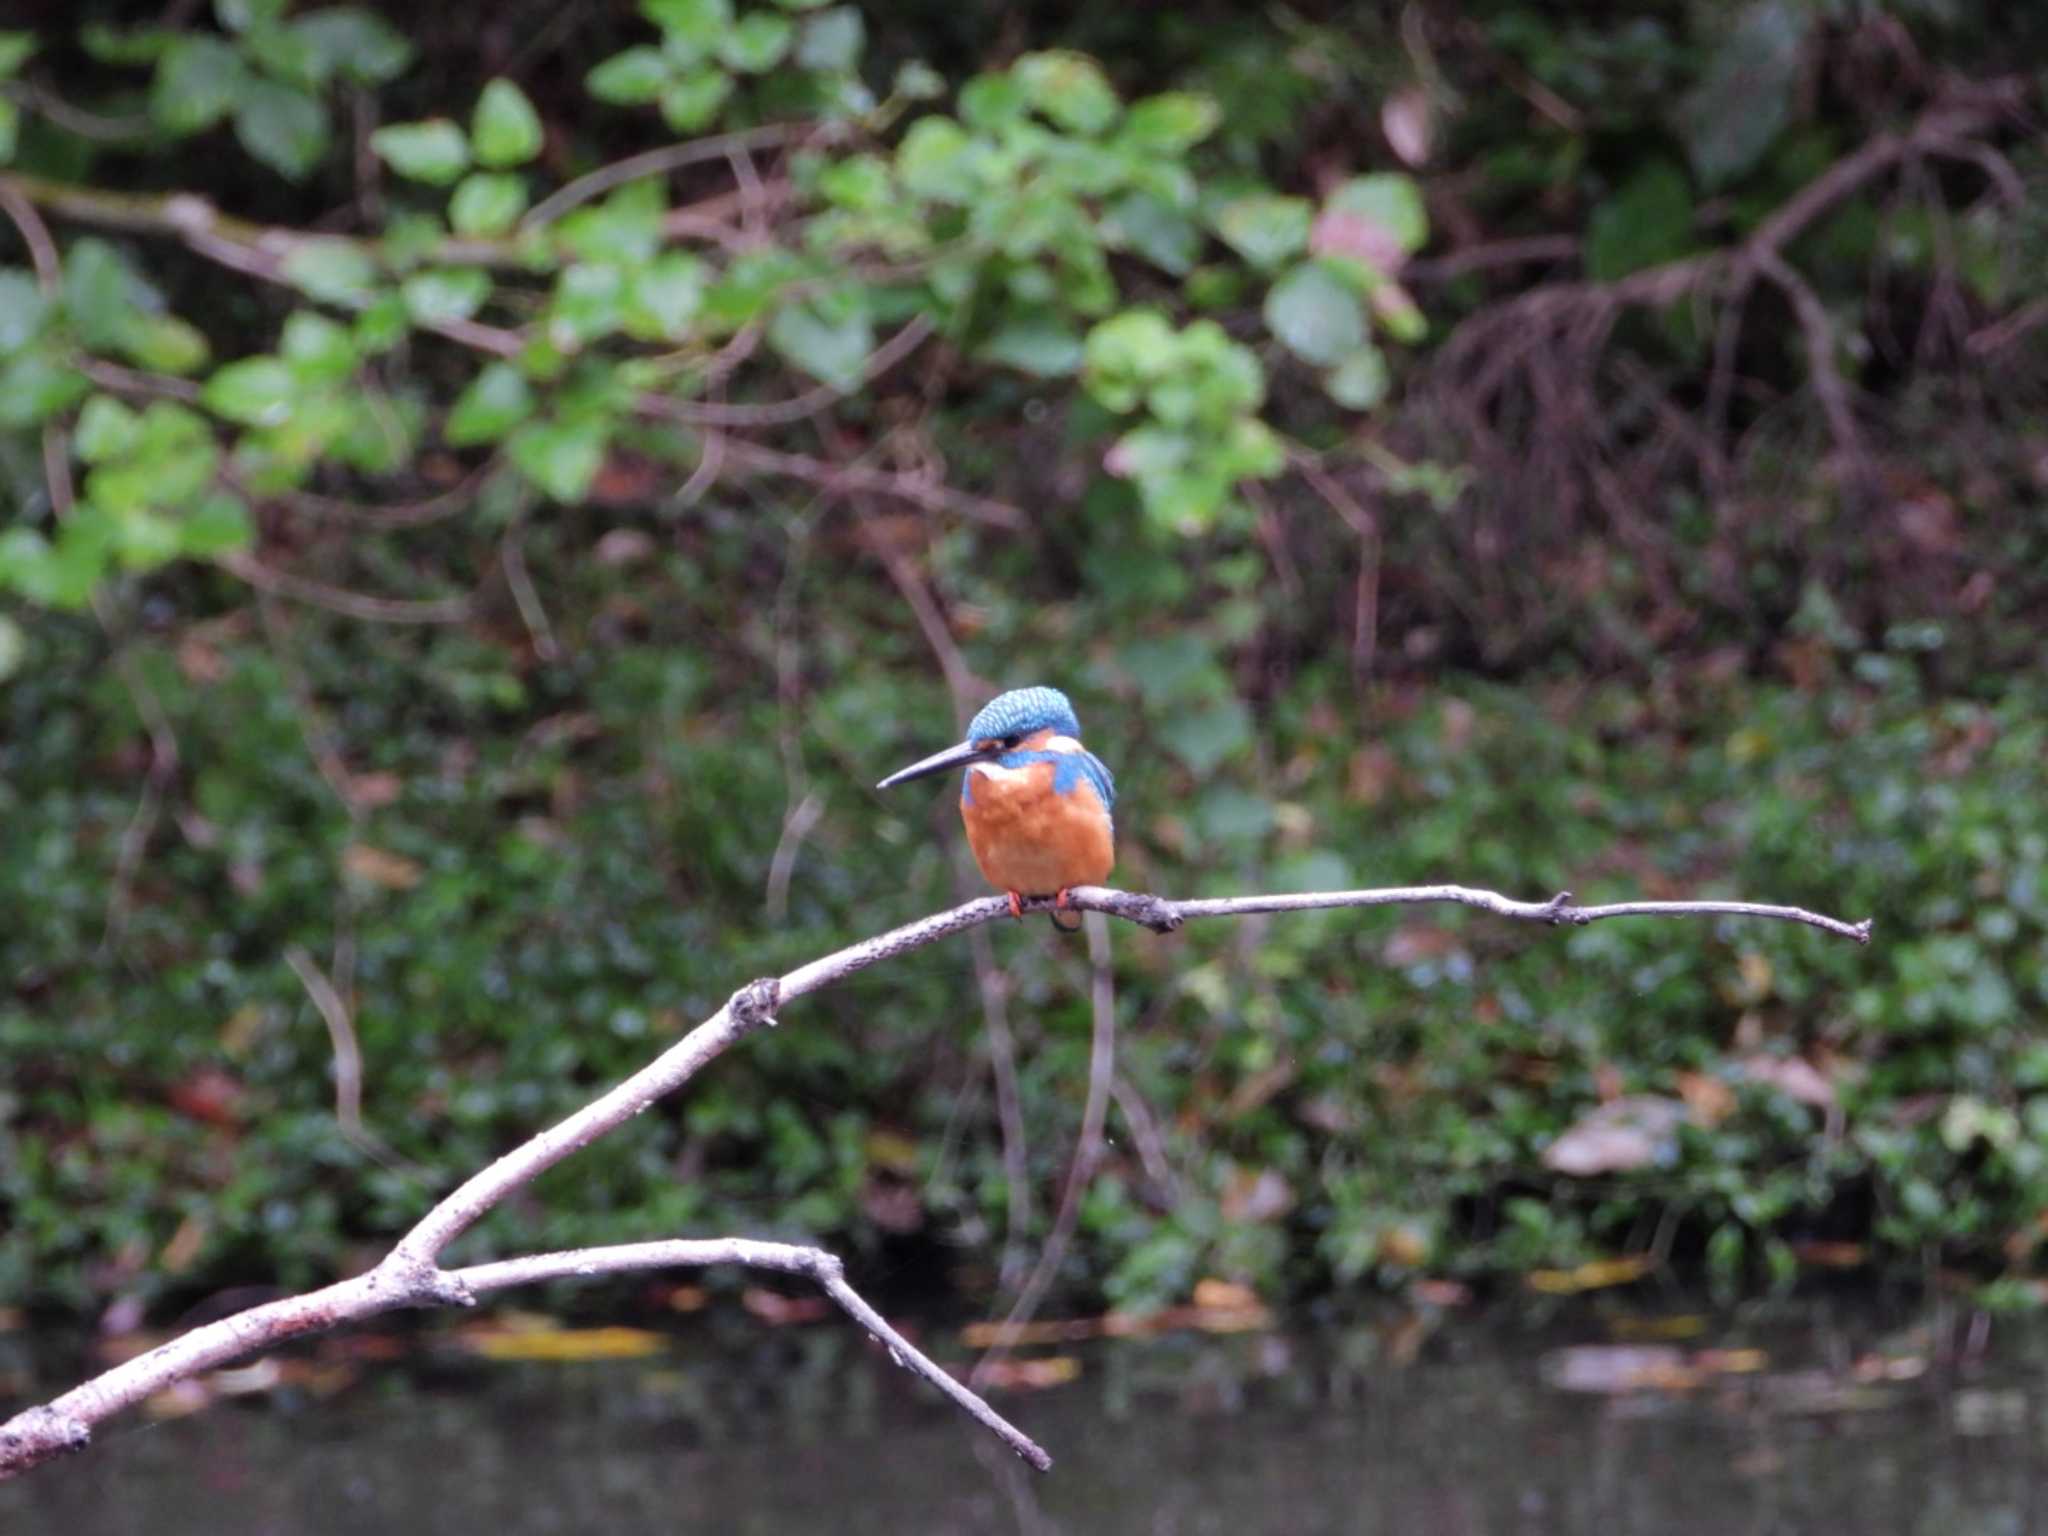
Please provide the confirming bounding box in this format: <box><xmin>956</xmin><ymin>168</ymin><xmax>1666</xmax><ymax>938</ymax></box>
<box><xmin>459</xmin><ymin>1324</ymin><xmax>666</xmax><ymax>1361</ymax></box>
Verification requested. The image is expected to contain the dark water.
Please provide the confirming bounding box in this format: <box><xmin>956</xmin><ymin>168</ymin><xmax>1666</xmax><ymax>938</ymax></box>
<box><xmin>3</xmin><ymin>1297</ymin><xmax>2043</xmax><ymax>1534</ymax></box>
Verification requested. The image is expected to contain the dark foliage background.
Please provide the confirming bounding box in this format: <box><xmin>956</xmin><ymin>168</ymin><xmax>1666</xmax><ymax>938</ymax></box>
<box><xmin>2</xmin><ymin>0</ymin><xmax>2045</xmax><ymax>1322</ymax></box>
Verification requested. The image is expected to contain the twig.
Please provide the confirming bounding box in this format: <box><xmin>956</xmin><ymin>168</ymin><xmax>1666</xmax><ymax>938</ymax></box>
<box><xmin>500</xmin><ymin>524</ymin><xmax>561</xmax><ymax>661</ymax></box>
<box><xmin>973</xmin><ymin>911</ymin><xmax>1118</xmax><ymax>1378</ymax></box>
<box><xmin>218</xmin><ymin>552</ymin><xmax>473</xmax><ymax>625</ymax></box>
<box><xmin>0</xmin><ymin>877</ymin><xmax>1868</xmax><ymax>1480</ymax></box>
<box><xmin>519</xmin><ymin>124</ymin><xmax>797</xmax><ymax>231</ymax></box>
<box><xmin>707</xmin><ymin>436</ymin><xmax>1026</xmax><ymax>529</ymax></box>
<box><xmin>653</xmin><ymin>316</ymin><xmax>935</xmax><ymax>427</ymax></box>
<box><xmin>284</xmin><ymin>946</ymin><xmax>366</xmax><ymax>1138</ymax></box>
<box><xmin>1753</xmin><ymin>250</ymin><xmax>1864</xmax><ymax>481</ymax></box>
<box><xmin>0</xmin><ymin>175</ymin><xmax>60</xmax><ymax>289</ymax></box>
<box><xmin>968</xmin><ymin>918</ymin><xmax>1035</xmax><ymax>1292</ymax></box>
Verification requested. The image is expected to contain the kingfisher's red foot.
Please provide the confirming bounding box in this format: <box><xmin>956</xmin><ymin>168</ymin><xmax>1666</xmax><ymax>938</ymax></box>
<box><xmin>1006</xmin><ymin>891</ymin><xmax>1024</xmax><ymax>920</ymax></box>
<box><xmin>1048</xmin><ymin>888</ymin><xmax>1083</xmax><ymax>933</ymax></box>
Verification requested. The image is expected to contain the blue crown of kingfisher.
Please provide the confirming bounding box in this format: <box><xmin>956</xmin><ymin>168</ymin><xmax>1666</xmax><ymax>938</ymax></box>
<box><xmin>877</xmin><ymin>686</ymin><xmax>1117</xmax><ymax>927</ymax></box>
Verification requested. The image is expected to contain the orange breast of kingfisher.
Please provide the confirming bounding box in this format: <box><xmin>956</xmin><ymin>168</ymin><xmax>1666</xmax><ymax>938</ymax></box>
<box><xmin>959</xmin><ymin>758</ymin><xmax>1114</xmax><ymax>897</ymax></box>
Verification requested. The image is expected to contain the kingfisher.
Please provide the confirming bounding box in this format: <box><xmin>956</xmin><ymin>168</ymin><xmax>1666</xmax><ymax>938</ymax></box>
<box><xmin>877</xmin><ymin>686</ymin><xmax>1115</xmax><ymax>929</ymax></box>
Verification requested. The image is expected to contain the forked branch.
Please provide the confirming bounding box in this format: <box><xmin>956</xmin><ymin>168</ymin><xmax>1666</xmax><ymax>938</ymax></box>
<box><xmin>0</xmin><ymin>879</ymin><xmax>1869</xmax><ymax>1481</ymax></box>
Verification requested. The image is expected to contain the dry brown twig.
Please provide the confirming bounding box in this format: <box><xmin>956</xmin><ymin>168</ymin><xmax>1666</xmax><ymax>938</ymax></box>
<box><xmin>0</xmin><ymin>880</ymin><xmax>1868</xmax><ymax>1481</ymax></box>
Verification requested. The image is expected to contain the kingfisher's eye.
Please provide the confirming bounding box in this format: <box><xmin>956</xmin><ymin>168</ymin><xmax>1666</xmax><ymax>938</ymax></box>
<box><xmin>1004</xmin><ymin>733</ymin><xmax>1024</xmax><ymax>749</ymax></box>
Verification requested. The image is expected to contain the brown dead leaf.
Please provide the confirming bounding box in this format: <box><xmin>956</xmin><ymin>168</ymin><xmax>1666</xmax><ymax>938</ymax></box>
<box><xmin>741</xmin><ymin>1287</ymin><xmax>832</xmax><ymax>1326</ymax></box>
<box><xmin>1543</xmin><ymin>1096</ymin><xmax>1687</xmax><ymax>1176</ymax></box>
<box><xmin>594</xmin><ymin>528</ymin><xmax>656</xmax><ymax>567</ymax></box>
<box><xmin>347</xmin><ymin>771</ymin><xmax>403</xmax><ymax>810</ymax></box>
<box><xmin>341</xmin><ymin>843</ymin><xmax>423</xmax><ymax>890</ymax></box>
<box><xmin>1675</xmin><ymin>1070</ymin><xmax>1736</xmax><ymax>1127</ymax></box>
<box><xmin>1381</xmin><ymin>85</ymin><xmax>1434</xmax><ymax>166</ymax></box>
<box><xmin>1220</xmin><ymin>1166</ymin><xmax>1295</xmax><ymax>1224</ymax></box>
<box><xmin>158</xmin><ymin>1214</ymin><xmax>209</xmax><ymax>1275</ymax></box>
<box><xmin>1738</xmin><ymin>1054</ymin><xmax>1835</xmax><ymax>1110</ymax></box>
<box><xmin>973</xmin><ymin>1355</ymin><xmax>1081</xmax><ymax>1391</ymax></box>
<box><xmin>1346</xmin><ymin>744</ymin><xmax>1398</xmax><ymax>804</ymax></box>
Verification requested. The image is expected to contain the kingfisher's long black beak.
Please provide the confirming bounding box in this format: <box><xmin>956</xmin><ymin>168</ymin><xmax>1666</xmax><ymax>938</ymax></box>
<box><xmin>876</xmin><ymin>739</ymin><xmax>992</xmax><ymax>790</ymax></box>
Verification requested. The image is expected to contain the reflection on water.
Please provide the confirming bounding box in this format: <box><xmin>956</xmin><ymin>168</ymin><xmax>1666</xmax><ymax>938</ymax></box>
<box><xmin>3</xmin><ymin>1297</ymin><xmax>2044</xmax><ymax>1534</ymax></box>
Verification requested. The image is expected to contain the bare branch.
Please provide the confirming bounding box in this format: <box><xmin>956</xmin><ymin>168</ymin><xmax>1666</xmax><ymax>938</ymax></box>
<box><xmin>0</xmin><ymin>876</ymin><xmax>1867</xmax><ymax>1481</ymax></box>
<box><xmin>519</xmin><ymin>124</ymin><xmax>798</xmax><ymax>231</ymax></box>
<box><xmin>650</xmin><ymin>316</ymin><xmax>936</xmax><ymax>427</ymax></box>
<box><xmin>452</xmin><ymin>1239</ymin><xmax>1052</xmax><ymax>1471</ymax></box>
<box><xmin>218</xmin><ymin>552</ymin><xmax>474</xmax><ymax>625</ymax></box>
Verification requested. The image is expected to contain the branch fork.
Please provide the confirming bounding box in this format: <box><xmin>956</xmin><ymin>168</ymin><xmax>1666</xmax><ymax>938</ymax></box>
<box><xmin>0</xmin><ymin>877</ymin><xmax>1870</xmax><ymax>1482</ymax></box>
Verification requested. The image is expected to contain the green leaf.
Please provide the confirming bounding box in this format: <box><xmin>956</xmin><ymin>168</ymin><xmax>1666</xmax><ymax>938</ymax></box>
<box><xmin>507</xmin><ymin>417</ymin><xmax>606</xmax><ymax>501</ymax></box>
<box><xmin>795</xmin><ymin>7</ymin><xmax>864</xmax><ymax>73</ymax></box>
<box><xmin>721</xmin><ymin>12</ymin><xmax>794</xmax><ymax>72</ymax></box>
<box><xmin>896</xmin><ymin>116</ymin><xmax>978</xmax><ymax>204</ymax></box>
<box><xmin>1587</xmin><ymin>161</ymin><xmax>1695</xmax><ymax>280</ymax></box>
<box><xmin>280</xmin><ymin>309</ymin><xmax>358</xmax><ymax>382</ymax></box>
<box><xmin>587</xmin><ymin>47</ymin><xmax>672</xmax><ymax>105</ymax></box>
<box><xmin>292</xmin><ymin>9</ymin><xmax>414</xmax><ymax>85</ymax></box>
<box><xmin>1013</xmin><ymin>51</ymin><xmax>1119</xmax><ymax>135</ymax></box>
<box><xmin>1121</xmin><ymin>92</ymin><xmax>1219</xmax><ymax>153</ymax></box>
<box><xmin>659</xmin><ymin>68</ymin><xmax>732</xmax><ymax>131</ymax></box>
<box><xmin>892</xmin><ymin>60</ymin><xmax>944</xmax><ymax>101</ymax></box>
<box><xmin>202</xmin><ymin>356</ymin><xmax>296</xmax><ymax>426</ymax></box>
<box><xmin>817</xmin><ymin>153</ymin><xmax>892</xmax><ymax>211</ymax></box>
<box><xmin>1211</xmin><ymin>195</ymin><xmax>1311</xmax><ymax>271</ymax></box>
<box><xmin>644</xmin><ymin>0</ymin><xmax>732</xmax><ymax>60</ymax></box>
<box><xmin>0</xmin><ymin>351</ymin><xmax>88</xmax><ymax>427</ymax></box>
<box><xmin>81</xmin><ymin>25</ymin><xmax>180</xmax><ymax>67</ymax></box>
<box><xmin>87</xmin><ymin>400</ymin><xmax>217</xmax><ymax>512</ymax></box>
<box><xmin>119</xmin><ymin>314</ymin><xmax>210</xmax><ymax>375</ymax></box>
<box><xmin>180</xmin><ymin>491</ymin><xmax>253</xmax><ymax>555</ymax></box>
<box><xmin>243</xmin><ymin>23</ymin><xmax>324</xmax><ymax>88</ymax></box>
<box><xmin>402</xmin><ymin>268</ymin><xmax>492</xmax><ymax>326</ymax></box>
<box><xmin>768</xmin><ymin>292</ymin><xmax>872</xmax><ymax>390</ymax></box>
<box><xmin>370</xmin><ymin>119</ymin><xmax>470</xmax><ymax>185</ymax></box>
<box><xmin>622</xmin><ymin>253</ymin><xmax>706</xmax><ymax>341</ymax></box>
<box><xmin>0</xmin><ymin>97</ymin><xmax>16</xmax><ymax>164</ymax></box>
<box><xmin>1322</xmin><ymin>174</ymin><xmax>1428</xmax><ymax>258</ymax></box>
<box><xmin>215</xmin><ymin>0</ymin><xmax>287</xmax><ymax>34</ymax></box>
<box><xmin>446</xmin><ymin>361</ymin><xmax>533</xmax><ymax>445</ymax></box>
<box><xmin>74</xmin><ymin>395</ymin><xmax>140</xmax><ymax>462</ymax></box>
<box><xmin>448</xmin><ymin>172</ymin><xmax>528</xmax><ymax>237</ymax></box>
<box><xmin>1107</xmin><ymin>192</ymin><xmax>1199</xmax><ymax>275</ymax></box>
<box><xmin>546</xmin><ymin>263</ymin><xmax>626</xmax><ymax>349</ymax></box>
<box><xmin>281</xmin><ymin>240</ymin><xmax>378</xmax><ymax>305</ymax></box>
<box><xmin>62</xmin><ymin>239</ymin><xmax>153</xmax><ymax>351</ymax></box>
<box><xmin>1264</xmin><ymin>260</ymin><xmax>1365</xmax><ymax>367</ymax></box>
<box><xmin>1325</xmin><ymin>344</ymin><xmax>1389</xmax><ymax>410</ymax></box>
<box><xmin>700</xmin><ymin>248</ymin><xmax>804</xmax><ymax>329</ymax></box>
<box><xmin>234</xmin><ymin>80</ymin><xmax>330</xmax><ymax>180</ymax></box>
<box><xmin>0</xmin><ymin>613</ymin><xmax>23</xmax><ymax>681</ymax></box>
<box><xmin>979</xmin><ymin>316</ymin><xmax>1082</xmax><ymax>377</ymax></box>
<box><xmin>1083</xmin><ymin>309</ymin><xmax>1177</xmax><ymax>409</ymax></box>
<box><xmin>151</xmin><ymin>36</ymin><xmax>245</xmax><ymax>135</ymax></box>
<box><xmin>473</xmin><ymin>79</ymin><xmax>543</xmax><ymax>169</ymax></box>
<box><xmin>111</xmin><ymin>505</ymin><xmax>182</xmax><ymax>570</ymax></box>
<box><xmin>1678</xmin><ymin>0</ymin><xmax>1805</xmax><ymax>188</ymax></box>
<box><xmin>0</xmin><ymin>269</ymin><xmax>48</xmax><ymax>355</ymax></box>
<box><xmin>1160</xmin><ymin>697</ymin><xmax>1252</xmax><ymax>775</ymax></box>
<box><xmin>0</xmin><ymin>33</ymin><xmax>37</xmax><ymax>79</ymax></box>
<box><xmin>959</xmin><ymin>73</ymin><xmax>1026</xmax><ymax>131</ymax></box>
